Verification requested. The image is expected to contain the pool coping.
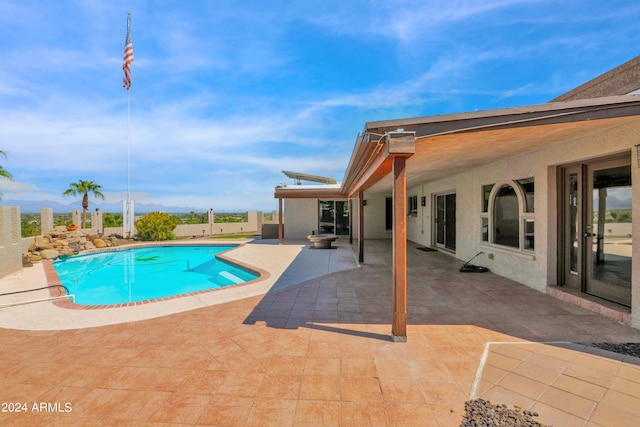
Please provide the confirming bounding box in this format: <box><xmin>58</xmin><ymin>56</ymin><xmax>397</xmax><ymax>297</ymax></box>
<box><xmin>45</xmin><ymin>241</ymin><xmax>271</xmax><ymax>310</ymax></box>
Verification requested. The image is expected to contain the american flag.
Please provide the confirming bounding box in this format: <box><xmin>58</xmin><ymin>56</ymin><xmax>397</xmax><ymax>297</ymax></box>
<box><xmin>122</xmin><ymin>13</ymin><xmax>134</xmax><ymax>90</ymax></box>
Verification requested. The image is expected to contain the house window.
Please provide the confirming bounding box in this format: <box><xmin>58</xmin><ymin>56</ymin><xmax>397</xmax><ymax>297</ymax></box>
<box><xmin>482</xmin><ymin>177</ymin><xmax>535</xmax><ymax>251</ymax></box>
<box><xmin>481</xmin><ymin>184</ymin><xmax>493</xmax><ymax>242</ymax></box>
<box><xmin>517</xmin><ymin>177</ymin><xmax>534</xmax><ymax>212</ymax></box>
<box><xmin>518</xmin><ymin>178</ymin><xmax>535</xmax><ymax>250</ymax></box>
<box><xmin>481</xmin><ymin>217</ymin><xmax>489</xmax><ymax>242</ymax></box>
<box><xmin>494</xmin><ymin>185</ymin><xmax>519</xmax><ymax>248</ymax></box>
<box><xmin>408</xmin><ymin>195</ymin><xmax>418</xmax><ymax>216</ymax></box>
<box><xmin>482</xmin><ymin>184</ymin><xmax>494</xmax><ymax>213</ymax></box>
<box><xmin>524</xmin><ymin>219</ymin><xmax>535</xmax><ymax>250</ymax></box>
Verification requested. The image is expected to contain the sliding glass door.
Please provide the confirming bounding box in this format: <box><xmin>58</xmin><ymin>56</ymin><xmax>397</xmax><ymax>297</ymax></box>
<box><xmin>434</xmin><ymin>192</ymin><xmax>456</xmax><ymax>251</ymax></box>
<box><xmin>318</xmin><ymin>200</ymin><xmax>349</xmax><ymax>236</ymax></box>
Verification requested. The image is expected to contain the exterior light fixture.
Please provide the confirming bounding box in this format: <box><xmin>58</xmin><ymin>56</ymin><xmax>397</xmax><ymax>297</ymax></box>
<box><xmin>635</xmin><ymin>144</ymin><xmax>640</xmax><ymax>168</ymax></box>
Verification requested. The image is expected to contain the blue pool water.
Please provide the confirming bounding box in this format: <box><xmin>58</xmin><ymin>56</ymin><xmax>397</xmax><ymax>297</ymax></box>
<box><xmin>53</xmin><ymin>245</ymin><xmax>259</xmax><ymax>305</ymax></box>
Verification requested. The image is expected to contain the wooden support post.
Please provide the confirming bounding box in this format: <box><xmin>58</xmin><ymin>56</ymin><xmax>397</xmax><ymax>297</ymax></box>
<box><xmin>391</xmin><ymin>156</ymin><xmax>407</xmax><ymax>341</ymax></box>
<box><xmin>358</xmin><ymin>190</ymin><xmax>364</xmax><ymax>263</ymax></box>
<box><xmin>278</xmin><ymin>197</ymin><xmax>283</xmax><ymax>245</ymax></box>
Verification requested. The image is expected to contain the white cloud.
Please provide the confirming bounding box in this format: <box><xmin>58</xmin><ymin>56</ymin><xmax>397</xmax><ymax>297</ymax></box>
<box><xmin>0</xmin><ymin>180</ymin><xmax>36</xmax><ymax>193</ymax></box>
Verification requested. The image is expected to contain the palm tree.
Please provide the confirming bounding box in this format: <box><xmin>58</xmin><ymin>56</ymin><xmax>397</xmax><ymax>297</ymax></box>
<box><xmin>62</xmin><ymin>180</ymin><xmax>105</xmax><ymax>229</ymax></box>
<box><xmin>0</xmin><ymin>150</ymin><xmax>14</xmax><ymax>200</ymax></box>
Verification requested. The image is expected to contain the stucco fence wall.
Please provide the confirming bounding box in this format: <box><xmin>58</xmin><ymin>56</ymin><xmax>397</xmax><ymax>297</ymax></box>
<box><xmin>40</xmin><ymin>209</ymin><xmax>273</xmax><ymax>239</ymax></box>
<box><xmin>1</xmin><ymin>209</ymin><xmax>277</xmax><ymax>280</ymax></box>
<box><xmin>0</xmin><ymin>206</ymin><xmax>22</xmax><ymax>279</ymax></box>
<box><xmin>103</xmin><ymin>211</ymin><xmax>272</xmax><ymax>238</ymax></box>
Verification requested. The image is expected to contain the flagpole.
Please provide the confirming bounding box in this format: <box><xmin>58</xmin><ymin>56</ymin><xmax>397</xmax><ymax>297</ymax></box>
<box><xmin>126</xmin><ymin>90</ymin><xmax>133</xmax><ymax>293</ymax></box>
<box><xmin>127</xmin><ymin>92</ymin><xmax>131</xmax><ymax>203</ymax></box>
<box><xmin>123</xmin><ymin>11</ymin><xmax>135</xmax><ymax>239</ymax></box>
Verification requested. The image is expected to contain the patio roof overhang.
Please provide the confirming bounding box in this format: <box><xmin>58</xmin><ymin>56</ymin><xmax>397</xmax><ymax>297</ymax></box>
<box><xmin>351</xmin><ymin>94</ymin><xmax>640</xmax><ymax>195</ymax></box>
<box><xmin>275</xmin><ymin>94</ymin><xmax>640</xmax><ymax>199</ymax></box>
<box><xmin>273</xmin><ymin>184</ymin><xmax>344</xmax><ymax>199</ymax></box>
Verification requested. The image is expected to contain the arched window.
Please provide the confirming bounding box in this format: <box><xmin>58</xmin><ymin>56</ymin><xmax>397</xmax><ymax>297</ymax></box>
<box><xmin>481</xmin><ymin>178</ymin><xmax>535</xmax><ymax>251</ymax></box>
<box><xmin>493</xmin><ymin>185</ymin><xmax>519</xmax><ymax>248</ymax></box>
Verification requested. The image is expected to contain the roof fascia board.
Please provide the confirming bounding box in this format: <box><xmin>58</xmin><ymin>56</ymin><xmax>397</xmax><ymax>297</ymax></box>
<box><xmin>339</xmin><ymin>95</ymin><xmax>640</xmax><ymax>196</ymax></box>
<box><xmin>278</xmin><ymin>95</ymin><xmax>640</xmax><ymax>201</ymax></box>
<box><xmin>282</xmin><ymin>170</ymin><xmax>337</xmax><ymax>184</ymax></box>
<box><xmin>274</xmin><ymin>187</ymin><xmax>345</xmax><ymax>199</ymax></box>
<box><xmin>365</xmin><ymin>95</ymin><xmax>640</xmax><ymax>137</ymax></box>
<box><xmin>344</xmin><ymin>147</ymin><xmax>390</xmax><ymax>197</ymax></box>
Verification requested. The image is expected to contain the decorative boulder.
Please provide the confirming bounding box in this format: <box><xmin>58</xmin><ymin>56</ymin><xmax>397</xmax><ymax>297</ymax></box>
<box><xmin>40</xmin><ymin>249</ymin><xmax>60</xmax><ymax>260</ymax></box>
<box><xmin>93</xmin><ymin>238</ymin><xmax>107</xmax><ymax>248</ymax></box>
<box><xmin>26</xmin><ymin>229</ymin><xmax>116</xmax><ymax>262</ymax></box>
<box><xmin>34</xmin><ymin>236</ymin><xmax>52</xmax><ymax>250</ymax></box>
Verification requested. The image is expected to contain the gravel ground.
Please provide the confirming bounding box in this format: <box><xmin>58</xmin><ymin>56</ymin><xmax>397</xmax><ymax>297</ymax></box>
<box><xmin>584</xmin><ymin>342</ymin><xmax>640</xmax><ymax>358</ymax></box>
<box><xmin>460</xmin><ymin>399</ymin><xmax>548</xmax><ymax>427</ymax></box>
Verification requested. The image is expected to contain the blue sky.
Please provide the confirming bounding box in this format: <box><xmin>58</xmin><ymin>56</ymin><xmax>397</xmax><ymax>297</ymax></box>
<box><xmin>1</xmin><ymin>1</ymin><xmax>639</xmax><ymax>212</ymax></box>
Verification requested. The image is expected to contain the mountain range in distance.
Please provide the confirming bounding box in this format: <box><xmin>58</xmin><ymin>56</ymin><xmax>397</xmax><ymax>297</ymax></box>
<box><xmin>0</xmin><ymin>199</ymin><xmax>210</xmax><ymax>214</ymax></box>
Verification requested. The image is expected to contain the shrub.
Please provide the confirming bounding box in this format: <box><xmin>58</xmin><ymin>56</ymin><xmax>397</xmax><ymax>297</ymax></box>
<box><xmin>135</xmin><ymin>212</ymin><xmax>179</xmax><ymax>241</ymax></box>
<box><xmin>21</xmin><ymin>217</ymin><xmax>40</xmax><ymax>237</ymax></box>
<box><xmin>103</xmin><ymin>213</ymin><xmax>123</xmax><ymax>227</ymax></box>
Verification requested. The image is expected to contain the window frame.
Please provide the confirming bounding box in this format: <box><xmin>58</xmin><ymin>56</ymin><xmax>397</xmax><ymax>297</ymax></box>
<box><xmin>482</xmin><ymin>178</ymin><xmax>535</xmax><ymax>252</ymax></box>
<box><xmin>480</xmin><ymin>184</ymin><xmax>493</xmax><ymax>242</ymax></box>
<box><xmin>408</xmin><ymin>195</ymin><xmax>418</xmax><ymax>216</ymax></box>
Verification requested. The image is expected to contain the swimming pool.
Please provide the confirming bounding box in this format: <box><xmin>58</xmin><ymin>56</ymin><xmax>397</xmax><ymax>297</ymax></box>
<box><xmin>52</xmin><ymin>245</ymin><xmax>259</xmax><ymax>305</ymax></box>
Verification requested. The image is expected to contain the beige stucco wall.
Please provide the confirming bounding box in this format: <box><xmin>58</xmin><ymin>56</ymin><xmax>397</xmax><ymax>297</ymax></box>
<box><xmin>362</xmin><ymin>194</ymin><xmax>392</xmax><ymax>239</ymax></box>
<box><xmin>283</xmin><ymin>199</ymin><xmax>320</xmax><ymax>238</ymax></box>
<box><xmin>403</xmin><ymin>154</ymin><xmax>544</xmax><ymax>290</ymax></box>
<box><xmin>0</xmin><ymin>206</ymin><xmax>22</xmax><ymax>279</ymax></box>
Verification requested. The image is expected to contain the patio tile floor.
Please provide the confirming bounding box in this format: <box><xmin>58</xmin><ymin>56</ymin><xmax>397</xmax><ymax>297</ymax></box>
<box><xmin>0</xmin><ymin>239</ymin><xmax>639</xmax><ymax>426</ymax></box>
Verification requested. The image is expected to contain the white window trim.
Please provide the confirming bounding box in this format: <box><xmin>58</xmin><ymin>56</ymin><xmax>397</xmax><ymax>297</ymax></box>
<box><xmin>485</xmin><ymin>179</ymin><xmax>535</xmax><ymax>253</ymax></box>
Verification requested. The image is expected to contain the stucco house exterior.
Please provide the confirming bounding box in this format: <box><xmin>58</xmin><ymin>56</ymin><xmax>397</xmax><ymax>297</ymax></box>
<box><xmin>275</xmin><ymin>55</ymin><xmax>640</xmax><ymax>338</ymax></box>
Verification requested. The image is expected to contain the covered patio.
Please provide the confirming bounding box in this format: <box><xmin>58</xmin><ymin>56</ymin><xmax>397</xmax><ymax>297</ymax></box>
<box><xmin>1</xmin><ymin>239</ymin><xmax>639</xmax><ymax>425</ymax></box>
<box><xmin>275</xmin><ymin>94</ymin><xmax>640</xmax><ymax>339</ymax></box>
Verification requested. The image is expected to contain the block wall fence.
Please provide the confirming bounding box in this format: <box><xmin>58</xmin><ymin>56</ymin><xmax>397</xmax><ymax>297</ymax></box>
<box><xmin>0</xmin><ymin>207</ymin><xmax>278</xmax><ymax>280</ymax></box>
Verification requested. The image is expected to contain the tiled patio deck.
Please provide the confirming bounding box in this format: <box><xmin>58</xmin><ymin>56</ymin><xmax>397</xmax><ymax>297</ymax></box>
<box><xmin>1</xmin><ymin>239</ymin><xmax>639</xmax><ymax>426</ymax></box>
